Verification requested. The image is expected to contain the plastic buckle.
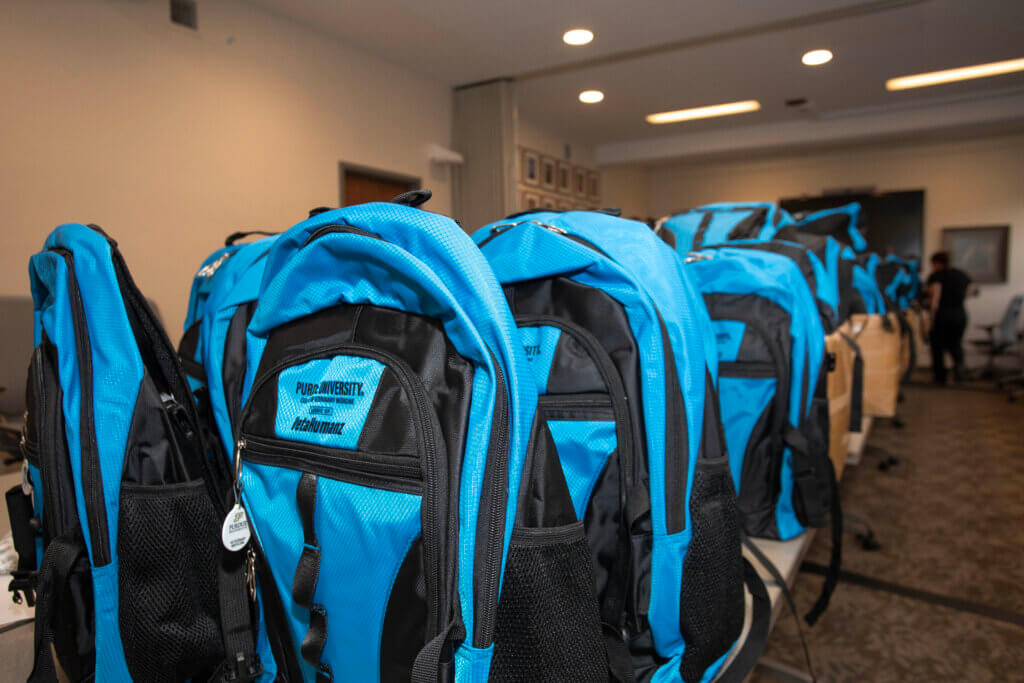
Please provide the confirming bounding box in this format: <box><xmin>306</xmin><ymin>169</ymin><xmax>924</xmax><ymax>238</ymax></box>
<box><xmin>223</xmin><ymin>652</ymin><xmax>262</xmax><ymax>682</ymax></box>
<box><xmin>8</xmin><ymin>571</ymin><xmax>37</xmax><ymax>607</ymax></box>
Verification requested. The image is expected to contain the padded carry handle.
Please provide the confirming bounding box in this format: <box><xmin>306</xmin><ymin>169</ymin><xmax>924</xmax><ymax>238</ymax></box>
<box><xmin>225</xmin><ymin>230</ymin><xmax>278</xmax><ymax>246</ymax></box>
<box><xmin>391</xmin><ymin>189</ymin><xmax>433</xmax><ymax>208</ymax></box>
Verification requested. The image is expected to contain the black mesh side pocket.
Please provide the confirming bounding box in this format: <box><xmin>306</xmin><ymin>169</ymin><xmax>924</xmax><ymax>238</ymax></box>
<box><xmin>679</xmin><ymin>457</ymin><xmax>744</xmax><ymax>683</ymax></box>
<box><xmin>491</xmin><ymin>522</ymin><xmax>607</xmax><ymax>682</ymax></box>
<box><xmin>117</xmin><ymin>480</ymin><xmax>223</xmax><ymax>682</ymax></box>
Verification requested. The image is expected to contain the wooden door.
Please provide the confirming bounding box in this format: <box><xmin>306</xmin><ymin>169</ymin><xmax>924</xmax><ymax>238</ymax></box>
<box><xmin>341</xmin><ymin>167</ymin><xmax>419</xmax><ymax>206</ymax></box>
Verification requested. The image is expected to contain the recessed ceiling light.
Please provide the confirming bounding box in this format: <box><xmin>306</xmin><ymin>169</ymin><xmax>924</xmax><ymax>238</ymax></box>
<box><xmin>563</xmin><ymin>28</ymin><xmax>594</xmax><ymax>46</ymax></box>
<box><xmin>579</xmin><ymin>90</ymin><xmax>604</xmax><ymax>104</ymax></box>
<box><xmin>886</xmin><ymin>57</ymin><xmax>1024</xmax><ymax>90</ymax></box>
<box><xmin>802</xmin><ymin>49</ymin><xmax>833</xmax><ymax>66</ymax></box>
<box><xmin>646</xmin><ymin>100</ymin><xmax>761</xmax><ymax>124</ymax></box>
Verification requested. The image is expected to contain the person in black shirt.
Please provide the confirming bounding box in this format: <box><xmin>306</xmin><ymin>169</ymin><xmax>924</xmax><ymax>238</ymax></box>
<box><xmin>926</xmin><ymin>251</ymin><xmax>971</xmax><ymax>384</ymax></box>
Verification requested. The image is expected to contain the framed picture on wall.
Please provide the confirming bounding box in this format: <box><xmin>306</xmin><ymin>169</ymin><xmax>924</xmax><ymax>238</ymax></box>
<box><xmin>941</xmin><ymin>225</ymin><xmax>1010</xmax><ymax>283</ymax></box>
<box><xmin>587</xmin><ymin>171</ymin><xmax>601</xmax><ymax>203</ymax></box>
<box><xmin>541</xmin><ymin>195</ymin><xmax>557</xmax><ymax>210</ymax></box>
<box><xmin>520</xmin><ymin>190</ymin><xmax>541</xmax><ymax>211</ymax></box>
<box><xmin>540</xmin><ymin>156</ymin><xmax>557</xmax><ymax>191</ymax></box>
<box><xmin>557</xmin><ymin>162</ymin><xmax>572</xmax><ymax>195</ymax></box>
<box><xmin>521</xmin><ymin>149</ymin><xmax>539</xmax><ymax>186</ymax></box>
<box><xmin>574</xmin><ymin>167</ymin><xmax>587</xmax><ymax>198</ymax></box>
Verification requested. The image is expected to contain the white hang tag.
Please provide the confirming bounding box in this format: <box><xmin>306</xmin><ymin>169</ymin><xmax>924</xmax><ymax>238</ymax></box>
<box><xmin>21</xmin><ymin>459</ymin><xmax>32</xmax><ymax>496</ymax></box>
<box><xmin>221</xmin><ymin>503</ymin><xmax>251</xmax><ymax>552</ymax></box>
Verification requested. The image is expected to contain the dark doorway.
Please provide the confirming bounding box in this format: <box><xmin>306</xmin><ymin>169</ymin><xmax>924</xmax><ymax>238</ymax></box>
<box><xmin>780</xmin><ymin>190</ymin><xmax>924</xmax><ymax>260</ymax></box>
<box><xmin>339</xmin><ymin>163</ymin><xmax>420</xmax><ymax>206</ymax></box>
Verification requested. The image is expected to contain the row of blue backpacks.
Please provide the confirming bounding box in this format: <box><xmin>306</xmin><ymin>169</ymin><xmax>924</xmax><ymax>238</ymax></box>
<box><xmin>9</xmin><ymin>190</ymin><xmax>921</xmax><ymax>682</ymax></box>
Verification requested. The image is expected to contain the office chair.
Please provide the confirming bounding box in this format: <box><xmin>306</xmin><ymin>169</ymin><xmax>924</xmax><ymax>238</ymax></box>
<box><xmin>0</xmin><ymin>297</ymin><xmax>35</xmax><ymax>462</ymax></box>
<box><xmin>970</xmin><ymin>294</ymin><xmax>1023</xmax><ymax>379</ymax></box>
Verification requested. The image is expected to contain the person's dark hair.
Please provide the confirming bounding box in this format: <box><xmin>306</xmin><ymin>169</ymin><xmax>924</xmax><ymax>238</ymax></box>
<box><xmin>931</xmin><ymin>251</ymin><xmax>950</xmax><ymax>268</ymax></box>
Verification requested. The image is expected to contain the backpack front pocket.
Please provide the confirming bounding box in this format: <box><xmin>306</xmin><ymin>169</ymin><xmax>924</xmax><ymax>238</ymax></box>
<box><xmin>717</xmin><ymin>367</ymin><xmax>781</xmax><ymax>535</ymax></box>
<box><xmin>239</xmin><ymin>345</ymin><xmax>449</xmax><ymax>682</ymax></box>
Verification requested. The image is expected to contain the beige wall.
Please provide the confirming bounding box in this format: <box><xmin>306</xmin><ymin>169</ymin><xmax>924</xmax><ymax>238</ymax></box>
<box><xmin>637</xmin><ymin>133</ymin><xmax>1024</xmax><ymax>326</ymax></box>
<box><xmin>516</xmin><ymin>118</ymin><xmax>596</xmax><ymax>169</ymax></box>
<box><xmin>1</xmin><ymin>0</ymin><xmax>454</xmax><ymax>337</ymax></box>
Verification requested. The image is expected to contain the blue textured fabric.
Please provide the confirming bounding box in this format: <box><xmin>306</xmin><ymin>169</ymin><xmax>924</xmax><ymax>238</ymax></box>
<box><xmin>238</xmin><ymin>203</ymin><xmax>534</xmax><ymax>673</ymax></box>
<box><xmin>275</xmin><ymin>356</ymin><xmax>384</xmax><ymax>449</ymax></box>
<box><xmin>475</xmin><ymin>211</ymin><xmax>715</xmax><ymax>662</ymax></box>
<box><xmin>546</xmin><ymin>420</ymin><xmax>617</xmax><ymax>520</ymax></box>
<box><xmin>716</xmin><ymin>238</ymin><xmax>839</xmax><ymax>320</ymax></box>
<box><xmin>183</xmin><ymin>245</ymin><xmax>238</xmax><ymax>331</ymax></box>
<box><xmin>517</xmin><ymin>325</ymin><xmax>561</xmax><ymax>393</ymax></box>
<box><xmin>30</xmin><ymin>224</ymin><xmax>145</xmax><ymax>682</ymax></box>
<box><xmin>315</xmin><ymin>476</ymin><xmax>422</xmax><ymax>679</ymax></box>
<box><xmin>717</xmin><ymin>377</ymin><xmax>776</xmax><ymax>488</ymax></box>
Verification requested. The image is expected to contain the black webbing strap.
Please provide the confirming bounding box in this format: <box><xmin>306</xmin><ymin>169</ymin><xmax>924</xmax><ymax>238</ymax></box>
<box><xmin>217</xmin><ymin>548</ymin><xmax>262</xmax><ymax>682</ymax></box>
<box><xmin>293</xmin><ymin>473</ymin><xmax>329</xmax><ymax>680</ymax></box>
<box><xmin>839</xmin><ymin>331</ymin><xmax>864</xmax><ymax>432</ymax></box>
<box><xmin>6</xmin><ymin>486</ymin><xmax>37</xmax><ymax>606</ymax></box>
<box><xmin>803</xmin><ymin>462</ymin><xmax>842</xmax><ymax>627</ymax></box>
<box><xmin>742</xmin><ymin>539</ymin><xmax>817</xmax><ymax>683</ymax></box>
<box><xmin>712</xmin><ymin>558</ymin><xmax>771</xmax><ymax>683</ymax></box>
<box><xmin>177</xmin><ymin>322</ymin><xmax>205</xmax><ymax>382</ymax></box>
<box><xmin>599</xmin><ymin>485</ymin><xmax>635</xmax><ymax>682</ymax></box>
<box><xmin>692</xmin><ymin>212</ymin><xmax>714</xmax><ymax>248</ymax></box>
<box><xmin>29</xmin><ymin>534</ymin><xmax>84</xmax><ymax>683</ymax></box>
<box><xmin>783</xmin><ymin>427</ymin><xmax>827</xmax><ymax>529</ymax></box>
<box><xmin>726</xmin><ymin>208</ymin><xmax>768</xmax><ymax>241</ymax></box>
<box><xmin>411</xmin><ymin>618</ymin><xmax>465</xmax><ymax>683</ymax></box>
<box><xmin>898</xmin><ymin>312</ymin><xmax>916</xmax><ymax>384</ymax></box>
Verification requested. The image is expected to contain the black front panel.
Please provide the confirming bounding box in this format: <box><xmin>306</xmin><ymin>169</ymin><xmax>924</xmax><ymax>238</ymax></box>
<box><xmin>505</xmin><ymin>278</ymin><xmax>646</xmax><ymax>489</ymax></box>
<box><xmin>703</xmin><ymin>293</ymin><xmax>792</xmax><ymax>538</ymax></box>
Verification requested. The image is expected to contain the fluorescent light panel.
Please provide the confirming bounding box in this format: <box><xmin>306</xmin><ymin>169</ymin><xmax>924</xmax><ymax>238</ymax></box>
<box><xmin>646</xmin><ymin>100</ymin><xmax>761</xmax><ymax>124</ymax></box>
<box><xmin>886</xmin><ymin>57</ymin><xmax>1024</xmax><ymax>90</ymax></box>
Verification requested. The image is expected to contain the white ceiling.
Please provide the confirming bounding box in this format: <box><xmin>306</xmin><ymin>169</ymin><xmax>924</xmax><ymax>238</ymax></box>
<box><xmin>242</xmin><ymin>0</ymin><xmax>1024</xmax><ymax>160</ymax></box>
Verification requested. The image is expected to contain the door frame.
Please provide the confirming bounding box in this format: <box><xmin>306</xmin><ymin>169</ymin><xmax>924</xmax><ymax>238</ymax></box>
<box><xmin>338</xmin><ymin>162</ymin><xmax>421</xmax><ymax>206</ymax></box>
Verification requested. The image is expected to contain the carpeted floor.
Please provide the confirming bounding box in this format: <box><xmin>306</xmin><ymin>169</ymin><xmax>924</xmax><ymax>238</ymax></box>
<box><xmin>750</xmin><ymin>382</ymin><xmax>1024</xmax><ymax>682</ymax></box>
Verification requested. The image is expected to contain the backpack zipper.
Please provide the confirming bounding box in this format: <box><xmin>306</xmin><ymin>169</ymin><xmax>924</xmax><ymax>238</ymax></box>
<box><xmin>474</xmin><ymin>351</ymin><xmax>509</xmax><ymax>648</ymax></box>
<box><xmin>47</xmin><ymin>247</ymin><xmax>110</xmax><ymax>567</ymax></box>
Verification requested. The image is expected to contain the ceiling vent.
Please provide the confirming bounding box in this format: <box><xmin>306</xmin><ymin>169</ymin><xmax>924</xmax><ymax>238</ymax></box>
<box><xmin>171</xmin><ymin>0</ymin><xmax>198</xmax><ymax>30</ymax></box>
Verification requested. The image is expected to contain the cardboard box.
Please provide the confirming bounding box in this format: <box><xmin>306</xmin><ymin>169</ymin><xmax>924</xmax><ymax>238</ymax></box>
<box><xmin>849</xmin><ymin>313</ymin><xmax>900</xmax><ymax>418</ymax></box>
<box><xmin>826</xmin><ymin>322</ymin><xmax>854</xmax><ymax>479</ymax></box>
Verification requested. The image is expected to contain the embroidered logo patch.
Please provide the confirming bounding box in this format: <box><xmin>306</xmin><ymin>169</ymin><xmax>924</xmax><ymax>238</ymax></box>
<box><xmin>276</xmin><ymin>356</ymin><xmax>385</xmax><ymax>449</ymax></box>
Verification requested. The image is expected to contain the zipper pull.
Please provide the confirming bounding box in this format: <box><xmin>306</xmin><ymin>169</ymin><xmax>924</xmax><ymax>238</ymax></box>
<box><xmin>221</xmin><ymin>438</ymin><xmax>252</xmax><ymax>553</ymax></box>
<box><xmin>246</xmin><ymin>545</ymin><xmax>257</xmax><ymax>601</ymax></box>
<box><xmin>233</xmin><ymin>437</ymin><xmax>246</xmax><ymax>504</ymax></box>
<box><xmin>684</xmin><ymin>251</ymin><xmax>714</xmax><ymax>263</ymax></box>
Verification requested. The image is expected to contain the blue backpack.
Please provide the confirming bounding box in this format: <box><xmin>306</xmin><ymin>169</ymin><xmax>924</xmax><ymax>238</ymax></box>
<box><xmin>475</xmin><ymin>210</ymin><xmax>769</xmax><ymax>683</ymax></box>
<box><xmin>226</xmin><ymin>203</ymin><xmax>606</xmax><ymax>681</ymax></box>
<box><xmin>681</xmin><ymin>247</ymin><xmax>840</xmax><ymax>624</ymax></box>
<box><xmin>788</xmin><ymin>203</ymin><xmax>867</xmax><ymax>252</ymax></box>
<box><xmin>17</xmin><ymin>224</ymin><xmax>258</xmax><ymax>682</ymax></box>
<box><xmin>180</xmin><ymin>232</ymin><xmax>280</xmax><ymax>463</ymax></box>
<box><xmin>658</xmin><ymin>202</ymin><xmax>794</xmax><ymax>251</ymax></box>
